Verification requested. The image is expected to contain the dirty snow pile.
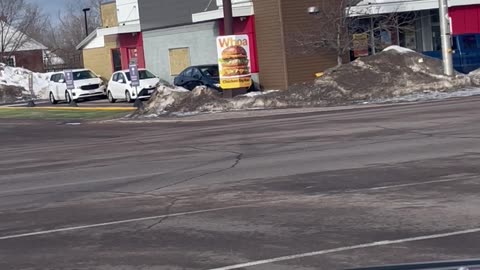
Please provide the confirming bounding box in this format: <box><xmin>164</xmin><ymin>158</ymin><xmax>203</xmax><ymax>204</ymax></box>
<box><xmin>0</xmin><ymin>64</ymin><xmax>50</xmax><ymax>103</ymax></box>
<box><xmin>134</xmin><ymin>85</ymin><xmax>288</xmax><ymax>117</ymax></box>
<box><xmin>135</xmin><ymin>46</ymin><xmax>480</xmax><ymax>117</ymax></box>
<box><xmin>313</xmin><ymin>46</ymin><xmax>474</xmax><ymax>103</ymax></box>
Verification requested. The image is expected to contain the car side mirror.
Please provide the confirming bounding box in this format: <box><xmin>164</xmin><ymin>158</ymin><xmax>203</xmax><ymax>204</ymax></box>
<box><xmin>58</xmin><ymin>79</ymin><xmax>65</xmax><ymax>83</ymax></box>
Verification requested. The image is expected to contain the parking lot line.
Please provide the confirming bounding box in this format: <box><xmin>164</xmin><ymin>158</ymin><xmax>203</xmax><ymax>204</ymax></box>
<box><xmin>0</xmin><ymin>204</ymin><xmax>255</xmax><ymax>241</ymax></box>
<box><xmin>0</xmin><ymin>176</ymin><xmax>474</xmax><ymax>241</ymax></box>
<box><xmin>208</xmin><ymin>227</ymin><xmax>480</xmax><ymax>270</ymax></box>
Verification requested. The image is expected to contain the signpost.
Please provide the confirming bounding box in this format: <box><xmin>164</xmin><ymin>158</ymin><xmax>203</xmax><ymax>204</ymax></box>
<box><xmin>64</xmin><ymin>70</ymin><xmax>75</xmax><ymax>90</ymax></box>
<box><xmin>129</xmin><ymin>63</ymin><xmax>140</xmax><ymax>88</ymax></box>
<box><xmin>129</xmin><ymin>62</ymin><xmax>142</xmax><ymax>108</ymax></box>
<box><xmin>27</xmin><ymin>73</ymin><xmax>36</xmax><ymax>107</ymax></box>
<box><xmin>63</xmin><ymin>70</ymin><xmax>76</xmax><ymax>105</ymax></box>
<box><xmin>216</xmin><ymin>34</ymin><xmax>252</xmax><ymax>97</ymax></box>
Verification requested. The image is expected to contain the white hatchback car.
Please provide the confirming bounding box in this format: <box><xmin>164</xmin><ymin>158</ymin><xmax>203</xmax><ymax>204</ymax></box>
<box><xmin>48</xmin><ymin>69</ymin><xmax>106</xmax><ymax>104</ymax></box>
<box><xmin>106</xmin><ymin>69</ymin><xmax>160</xmax><ymax>103</ymax></box>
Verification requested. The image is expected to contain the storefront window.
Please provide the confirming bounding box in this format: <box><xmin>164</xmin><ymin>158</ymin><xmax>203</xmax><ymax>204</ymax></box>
<box><xmin>432</xmin><ymin>25</ymin><xmax>441</xmax><ymax>51</ymax></box>
<box><xmin>400</xmin><ymin>28</ymin><xmax>417</xmax><ymax>50</ymax></box>
<box><xmin>430</xmin><ymin>10</ymin><xmax>441</xmax><ymax>51</ymax></box>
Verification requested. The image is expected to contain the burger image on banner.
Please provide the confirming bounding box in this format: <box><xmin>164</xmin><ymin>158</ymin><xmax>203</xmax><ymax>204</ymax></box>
<box><xmin>220</xmin><ymin>46</ymin><xmax>250</xmax><ymax>77</ymax></box>
<box><xmin>216</xmin><ymin>35</ymin><xmax>252</xmax><ymax>89</ymax></box>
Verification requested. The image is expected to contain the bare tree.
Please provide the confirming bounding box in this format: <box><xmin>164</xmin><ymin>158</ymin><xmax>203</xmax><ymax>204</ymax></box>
<box><xmin>0</xmin><ymin>0</ymin><xmax>47</xmax><ymax>60</ymax></box>
<box><xmin>287</xmin><ymin>0</ymin><xmax>358</xmax><ymax>67</ymax></box>
<box><xmin>38</xmin><ymin>0</ymin><xmax>103</xmax><ymax>69</ymax></box>
<box><xmin>57</xmin><ymin>0</ymin><xmax>103</xmax><ymax>52</ymax></box>
<box><xmin>288</xmin><ymin>0</ymin><xmax>418</xmax><ymax>66</ymax></box>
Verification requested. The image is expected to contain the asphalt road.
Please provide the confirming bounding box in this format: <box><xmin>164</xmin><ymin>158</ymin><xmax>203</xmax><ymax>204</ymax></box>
<box><xmin>5</xmin><ymin>97</ymin><xmax>134</xmax><ymax>108</ymax></box>
<box><xmin>1</xmin><ymin>97</ymin><xmax>480</xmax><ymax>270</ymax></box>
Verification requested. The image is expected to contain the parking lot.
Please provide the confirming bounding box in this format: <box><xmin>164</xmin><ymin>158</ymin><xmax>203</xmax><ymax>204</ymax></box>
<box><xmin>1</xmin><ymin>97</ymin><xmax>480</xmax><ymax>269</ymax></box>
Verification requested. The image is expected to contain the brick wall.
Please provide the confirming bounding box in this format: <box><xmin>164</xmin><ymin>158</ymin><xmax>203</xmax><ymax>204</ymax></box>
<box><xmin>83</xmin><ymin>35</ymin><xmax>118</xmax><ymax>81</ymax></box>
<box><xmin>101</xmin><ymin>2</ymin><xmax>118</xmax><ymax>28</ymax></box>
<box><xmin>10</xmin><ymin>50</ymin><xmax>44</xmax><ymax>72</ymax></box>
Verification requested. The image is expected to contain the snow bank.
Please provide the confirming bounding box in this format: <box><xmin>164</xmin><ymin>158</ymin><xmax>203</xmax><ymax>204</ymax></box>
<box><xmin>374</xmin><ymin>88</ymin><xmax>480</xmax><ymax>103</ymax></box>
<box><xmin>242</xmin><ymin>90</ymin><xmax>279</xmax><ymax>97</ymax></box>
<box><xmin>313</xmin><ymin>48</ymin><xmax>472</xmax><ymax>102</ymax></box>
<box><xmin>383</xmin><ymin>45</ymin><xmax>415</xmax><ymax>54</ymax></box>
<box><xmin>0</xmin><ymin>64</ymin><xmax>50</xmax><ymax>100</ymax></box>
<box><xmin>134</xmin><ymin>86</ymin><xmax>290</xmax><ymax>117</ymax></box>
<box><xmin>468</xmin><ymin>68</ymin><xmax>480</xmax><ymax>85</ymax></box>
<box><xmin>134</xmin><ymin>48</ymin><xmax>480</xmax><ymax>117</ymax></box>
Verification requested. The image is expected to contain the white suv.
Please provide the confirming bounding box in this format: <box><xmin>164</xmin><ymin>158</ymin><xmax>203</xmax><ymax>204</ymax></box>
<box><xmin>48</xmin><ymin>69</ymin><xmax>106</xmax><ymax>104</ymax></box>
<box><xmin>106</xmin><ymin>69</ymin><xmax>160</xmax><ymax>103</ymax></box>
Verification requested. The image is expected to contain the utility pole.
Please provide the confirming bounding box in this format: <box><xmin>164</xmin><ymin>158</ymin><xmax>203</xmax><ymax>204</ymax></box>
<box><xmin>223</xmin><ymin>0</ymin><xmax>233</xmax><ymax>35</ymax></box>
<box><xmin>438</xmin><ymin>0</ymin><xmax>454</xmax><ymax>76</ymax></box>
<box><xmin>222</xmin><ymin>0</ymin><xmax>244</xmax><ymax>98</ymax></box>
<box><xmin>83</xmin><ymin>8</ymin><xmax>91</xmax><ymax>38</ymax></box>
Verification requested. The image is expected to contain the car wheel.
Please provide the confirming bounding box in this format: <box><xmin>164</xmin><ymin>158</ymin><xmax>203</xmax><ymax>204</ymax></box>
<box><xmin>49</xmin><ymin>92</ymin><xmax>57</xmax><ymax>104</ymax></box>
<box><xmin>108</xmin><ymin>91</ymin><xmax>116</xmax><ymax>103</ymax></box>
<box><xmin>65</xmin><ymin>91</ymin><xmax>72</xmax><ymax>104</ymax></box>
<box><xmin>125</xmin><ymin>90</ymin><xmax>133</xmax><ymax>103</ymax></box>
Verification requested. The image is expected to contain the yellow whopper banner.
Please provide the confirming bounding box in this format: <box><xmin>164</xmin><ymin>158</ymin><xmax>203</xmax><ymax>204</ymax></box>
<box><xmin>216</xmin><ymin>35</ymin><xmax>252</xmax><ymax>89</ymax></box>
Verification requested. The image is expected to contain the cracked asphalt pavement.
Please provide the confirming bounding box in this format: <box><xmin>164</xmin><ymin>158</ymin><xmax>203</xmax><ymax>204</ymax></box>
<box><xmin>1</xmin><ymin>97</ymin><xmax>480</xmax><ymax>269</ymax></box>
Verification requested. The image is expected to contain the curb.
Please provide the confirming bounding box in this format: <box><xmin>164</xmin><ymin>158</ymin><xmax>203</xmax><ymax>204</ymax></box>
<box><xmin>0</xmin><ymin>107</ymin><xmax>136</xmax><ymax>111</ymax></box>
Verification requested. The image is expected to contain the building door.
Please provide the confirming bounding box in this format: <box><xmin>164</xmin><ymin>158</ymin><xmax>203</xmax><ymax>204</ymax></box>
<box><xmin>127</xmin><ymin>48</ymin><xmax>138</xmax><ymax>64</ymax></box>
<box><xmin>112</xmin><ymin>49</ymin><xmax>122</xmax><ymax>72</ymax></box>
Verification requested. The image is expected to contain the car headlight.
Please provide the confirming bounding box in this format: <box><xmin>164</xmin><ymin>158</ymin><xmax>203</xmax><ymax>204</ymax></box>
<box><xmin>213</xmin><ymin>83</ymin><xmax>221</xmax><ymax>88</ymax></box>
<box><xmin>155</xmin><ymin>82</ymin><xmax>161</xmax><ymax>88</ymax></box>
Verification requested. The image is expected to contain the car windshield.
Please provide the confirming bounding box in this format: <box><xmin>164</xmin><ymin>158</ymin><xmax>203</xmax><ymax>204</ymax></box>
<box><xmin>200</xmin><ymin>66</ymin><xmax>219</xmax><ymax>77</ymax></box>
<box><xmin>72</xmin><ymin>70</ymin><xmax>97</xmax><ymax>80</ymax></box>
<box><xmin>125</xmin><ymin>70</ymin><xmax>156</xmax><ymax>81</ymax></box>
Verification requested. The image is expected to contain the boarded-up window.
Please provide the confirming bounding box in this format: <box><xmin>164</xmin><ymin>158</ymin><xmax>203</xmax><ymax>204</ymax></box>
<box><xmin>169</xmin><ymin>48</ymin><xmax>190</xmax><ymax>76</ymax></box>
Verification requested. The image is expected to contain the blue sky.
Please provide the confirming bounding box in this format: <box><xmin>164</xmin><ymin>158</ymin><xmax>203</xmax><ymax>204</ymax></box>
<box><xmin>28</xmin><ymin>0</ymin><xmax>66</xmax><ymax>21</ymax></box>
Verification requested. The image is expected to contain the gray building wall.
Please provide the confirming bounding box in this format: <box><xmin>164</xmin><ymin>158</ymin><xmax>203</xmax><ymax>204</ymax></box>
<box><xmin>138</xmin><ymin>0</ymin><xmax>217</xmax><ymax>31</ymax></box>
<box><xmin>143</xmin><ymin>22</ymin><xmax>219</xmax><ymax>83</ymax></box>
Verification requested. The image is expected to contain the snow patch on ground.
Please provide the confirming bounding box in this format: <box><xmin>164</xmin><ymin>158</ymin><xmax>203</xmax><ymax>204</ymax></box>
<box><xmin>374</xmin><ymin>88</ymin><xmax>480</xmax><ymax>103</ymax></box>
<box><xmin>0</xmin><ymin>64</ymin><xmax>50</xmax><ymax>100</ymax></box>
<box><xmin>242</xmin><ymin>90</ymin><xmax>279</xmax><ymax>97</ymax></box>
<box><xmin>383</xmin><ymin>45</ymin><xmax>415</xmax><ymax>54</ymax></box>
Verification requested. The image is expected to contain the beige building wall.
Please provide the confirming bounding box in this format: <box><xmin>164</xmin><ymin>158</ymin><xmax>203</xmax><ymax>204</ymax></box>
<box><xmin>83</xmin><ymin>36</ymin><xmax>118</xmax><ymax>81</ymax></box>
<box><xmin>253</xmin><ymin>0</ymin><xmax>338</xmax><ymax>90</ymax></box>
<box><xmin>101</xmin><ymin>2</ymin><xmax>118</xmax><ymax>28</ymax></box>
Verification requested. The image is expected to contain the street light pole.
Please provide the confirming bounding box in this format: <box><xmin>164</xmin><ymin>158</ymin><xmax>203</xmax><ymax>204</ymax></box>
<box><xmin>82</xmin><ymin>8</ymin><xmax>91</xmax><ymax>38</ymax></box>
<box><xmin>438</xmin><ymin>0</ymin><xmax>454</xmax><ymax>76</ymax></box>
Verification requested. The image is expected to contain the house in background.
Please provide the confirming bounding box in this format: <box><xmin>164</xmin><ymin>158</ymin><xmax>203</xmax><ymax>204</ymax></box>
<box><xmin>77</xmin><ymin>0</ymin><xmax>145</xmax><ymax>81</ymax></box>
<box><xmin>0</xmin><ymin>26</ymin><xmax>53</xmax><ymax>72</ymax></box>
